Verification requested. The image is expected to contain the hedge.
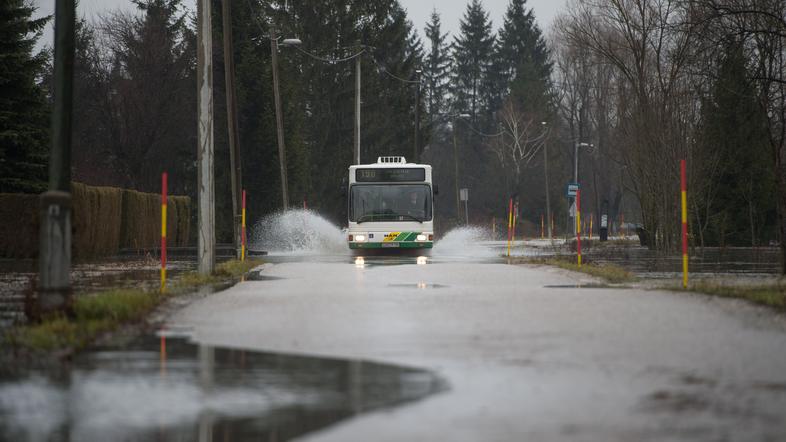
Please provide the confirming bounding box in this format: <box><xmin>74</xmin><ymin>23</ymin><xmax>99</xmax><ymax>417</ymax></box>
<box><xmin>0</xmin><ymin>183</ymin><xmax>190</xmax><ymax>259</ymax></box>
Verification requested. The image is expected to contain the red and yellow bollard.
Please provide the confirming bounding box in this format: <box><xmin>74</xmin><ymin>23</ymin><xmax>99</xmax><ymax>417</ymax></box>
<box><xmin>576</xmin><ymin>189</ymin><xmax>582</xmax><ymax>267</ymax></box>
<box><xmin>681</xmin><ymin>160</ymin><xmax>688</xmax><ymax>288</ymax></box>
<box><xmin>160</xmin><ymin>172</ymin><xmax>167</xmax><ymax>292</ymax></box>
<box><xmin>241</xmin><ymin>189</ymin><xmax>247</xmax><ymax>261</ymax></box>
<box><xmin>506</xmin><ymin>198</ymin><xmax>513</xmax><ymax>257</ymax></box>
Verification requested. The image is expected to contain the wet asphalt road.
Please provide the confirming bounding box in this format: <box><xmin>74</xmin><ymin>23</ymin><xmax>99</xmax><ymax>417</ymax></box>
<box><xmin>170</xmin><ymin>256</ymin><xmax>786</xmax><ymax>441</ymax></box>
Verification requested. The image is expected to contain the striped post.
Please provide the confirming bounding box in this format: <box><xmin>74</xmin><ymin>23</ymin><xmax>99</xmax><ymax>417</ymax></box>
<box><xmin>589</xmin><ymin>213</ymin><xmax>593</xmax><ymax>239</ymax></box>
<box><xmin>241</xmin><ymin>189</ymin><xmax>247</xmax><ymax>261</ymax></box>
<box><xmin>160</xmin><ymin>172</ymin><xmax>167</xmax><ymax>292</ymax></box>
<box><xmin>576</xmin><ymin>189</ymin><xmax>582</xmax><ymax>267</ymax></box>
<box><xmin>551</xmin><ymin>213</ymin><xmax>555</xmax><ymax>238</ymax></box>
<box><xmin>681</xmin><ymin>160</ymin><xmax>688</xmax><ymax>288</ymax></box>
<box><xmin>506</xmin><ymin>198</ymin><xmax>513</xmax><ymax>257</ymax></box>
<box><xmin>541</xmin><ymin>214</ymin><xmax>544</xmax><ymax>239</ymax></box>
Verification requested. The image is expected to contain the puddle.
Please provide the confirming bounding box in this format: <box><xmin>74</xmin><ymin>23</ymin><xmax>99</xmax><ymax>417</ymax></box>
<box><xmin>244</xmin><ymin>272</ymin><xmax>285</xmax><ymax>282</ymax></box>
<box><xmin>0</xmin><ymin>335</ymin><xmax>445</xmax><ymax>441</ymax></box>
<box><xmin>388</xmin><ymin>283</ymin><xmax>449</xmax><ymax>289</ymax></box>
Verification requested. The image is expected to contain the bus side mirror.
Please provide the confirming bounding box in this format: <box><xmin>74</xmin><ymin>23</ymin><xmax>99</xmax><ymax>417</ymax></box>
<box><xmin>340</xmin><ymin>177</ymin><xmax>348</xmax><ymax>197</ymax></box>
<box><xmin>433</xmin><ymin>185</ymin><xmax>439</xmax><ymax>196</ymax></box>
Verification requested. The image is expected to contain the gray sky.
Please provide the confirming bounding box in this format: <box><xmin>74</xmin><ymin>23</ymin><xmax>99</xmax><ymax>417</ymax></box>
<box><xmin>33</xmin><ymin>0</ymin><xmax>566</xmax><ymax>49</ymax></box>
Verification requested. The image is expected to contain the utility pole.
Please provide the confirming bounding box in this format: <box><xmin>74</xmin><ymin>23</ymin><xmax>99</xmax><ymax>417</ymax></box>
<box><xmin>197</xmin><ymin>0</ymin><xmax>215</xmax><ymax>274</ymax></box>
<box><xmin>542</xmin><ymin>122</ymin><xmax>551</xmax><ymax>238</ymax></box>
<box><xmin>452</xmin><ymin>117</ymin><xmax>461</xmax><ymax>222</ymax></box>
<box><xmin>354</xmin><ymin>55</ymin><xmax>361</xmax><ymax>165</ymax></box>
<box><xmin>413</xmin><ymin>69</ymin><xmax>421</xmax><ymax>163</ymax></box>
<box><xmin>39</xmin><ymin>0</ymin><xmax>75</xmax><ymax>314</ymax></box>
<box><xmin>271</xmin><ymin>29</ymin><xmax>289</xmax><ymax>209</ymax></box>
<box><xmin>222</xmin><ymin>0</ymin><xmax>242</xmax><ymax>257</ymax></box>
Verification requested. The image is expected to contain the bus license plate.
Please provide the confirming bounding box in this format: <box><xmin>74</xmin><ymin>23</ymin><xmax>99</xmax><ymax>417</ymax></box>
<box><xmin>381</xmin><ymin>243</ymin><xmax>400</xmax><ymax>248</ymax></box>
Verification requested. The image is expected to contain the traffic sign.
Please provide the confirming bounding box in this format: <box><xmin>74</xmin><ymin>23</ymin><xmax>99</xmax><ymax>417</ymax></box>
<box><xmin>566</xmin><ymin>182</ymin><xmax>580</xmax><ymax>198</ymax></box>
<box><xmin>460</xmin><ymin>188</ymin><xmax>469</xmax><ymax>201</ymax></box>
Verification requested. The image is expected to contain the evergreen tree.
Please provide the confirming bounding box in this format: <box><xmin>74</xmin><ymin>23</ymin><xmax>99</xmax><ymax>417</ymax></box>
<box><xmin>451</xmin><ymin>0</ymin><xmax>495</xmax><ymax>124</ymax></box>
<box><xmin>423</xmin><ymin>9</ymin><xmax>450</xmax><ymax>124</ymax></box>
<box><xmin>0</xmin><ymin>0</ymin><xmax>50</xmax><ymax>193</ymax></box>
<box><xmin>700</xmin><ymin>40</ymin><xmax>775</xmax><ymax>246</ymax></box>
<box><xmin>494</xmin><ymin>0</ymin><xmax>551</xmax><ymax>115</ymax></box>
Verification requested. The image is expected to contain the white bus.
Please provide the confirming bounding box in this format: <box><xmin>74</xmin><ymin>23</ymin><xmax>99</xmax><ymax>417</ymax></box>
<box><xmin>347</xmin><ymin>156</ymin><xmax>434</xmax><ymax>251</ymax></box>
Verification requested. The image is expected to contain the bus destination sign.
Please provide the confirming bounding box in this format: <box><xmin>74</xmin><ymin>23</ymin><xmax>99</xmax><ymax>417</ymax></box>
<box><xmin>356</xmin><ymin>168</ymin><xmax>425</xmax><ymax>182</ymax></box>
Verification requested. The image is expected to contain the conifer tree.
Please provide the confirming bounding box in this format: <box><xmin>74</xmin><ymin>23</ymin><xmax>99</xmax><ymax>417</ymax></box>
<box><xmin>494</xmin><ymin>0</ymin><xmax>551</xmax><ymax>115</ymax></box>
<box><xmin>451</xmin><ymin>0</ymin><xmax>495</xmax><ymax>124</ymax></box>
<box><xmin>0</xmin><ymin>0</ymin><xmax>50</xmax><ymax>193</ymax></box>
<box><xmin>423</xmin><ymin>10</ymin><xmax>451</xmax><ymax>124</ymax></box>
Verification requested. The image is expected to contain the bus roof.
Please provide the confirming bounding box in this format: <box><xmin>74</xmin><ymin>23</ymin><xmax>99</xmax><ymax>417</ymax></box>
<box><xmin>349</xmin><ymin>156</ymin><xmax>432</xmax><ymax>170</ymax></box>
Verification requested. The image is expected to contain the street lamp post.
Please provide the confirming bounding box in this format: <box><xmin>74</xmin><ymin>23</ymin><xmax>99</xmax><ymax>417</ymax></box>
<box><xmin>270</xmin><ymin>31</ymin><xmax>301</xmax><ymax>210</ymax></box>
<box><xmin>542</xmin><ymin>121</ymin><xmax>551</xmax><ymax>238</ymax></box>
<box><xmin>572</xmin><ymin>141</ymin><xmax>594</xmax><ymax>235</ymax></box>
<box><xmin>451</xmin><ymin>113</ymin><xmax>471</xmax><ymax>222</ymax></box>
<box><xmin>413</xmin><ymin>69</ymin><xmax>422</xmax><ymax>163</ymax></box>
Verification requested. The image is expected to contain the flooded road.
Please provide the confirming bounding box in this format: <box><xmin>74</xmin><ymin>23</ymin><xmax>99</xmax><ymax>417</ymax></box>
<box><xmin>0</xmin><ymin>334</ymin><xmax>443</xmax><ymax>441</ymax></box>
<box><xmin>3</xmin><ymin>211</ymin><xmax>786</xmax><ymax>441</ymax></box>
<box><xmin>166</xmin><ymin>212</ymin><xmax>786</xmax><ymax>441</ymax></box>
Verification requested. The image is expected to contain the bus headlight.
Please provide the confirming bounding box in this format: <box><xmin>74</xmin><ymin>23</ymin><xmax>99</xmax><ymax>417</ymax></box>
<box><xmin>416</xmin><ymin>234</ymin><xmax>428</xmax><ymax>242</ymax></box>
<box><xmin>354</xmin><ymin>234</ymin><xmax>367</xmax><ymax>242</ymax></box>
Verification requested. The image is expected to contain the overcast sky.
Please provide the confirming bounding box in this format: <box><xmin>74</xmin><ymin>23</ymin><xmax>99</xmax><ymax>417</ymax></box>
<box><xmin>32</xmin><ymin>0</ymin><xmax>567</xmax><ymax>49</ymax></box>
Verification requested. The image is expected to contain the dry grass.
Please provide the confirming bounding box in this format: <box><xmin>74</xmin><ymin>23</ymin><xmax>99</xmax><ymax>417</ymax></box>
<box><xmin>675</xmin><ymin>281</ymin><xmax>786</xmax><ymax>310</ymax></box>
<box><xmin>514</xmin><ymin>256</ymin><xmax>638</xmax><ymax>284</ymax></box>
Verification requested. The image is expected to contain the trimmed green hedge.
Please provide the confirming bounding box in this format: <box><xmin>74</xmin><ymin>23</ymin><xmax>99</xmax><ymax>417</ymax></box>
<box><xmin>0</xmin><ymin>183</ymin><xmax>190</xmax><ymax>259</ymax></box>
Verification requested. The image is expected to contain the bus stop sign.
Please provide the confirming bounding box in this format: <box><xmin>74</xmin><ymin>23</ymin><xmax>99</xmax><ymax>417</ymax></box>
<box><xmin>566</xmin><ymin>183</ymin><xmax>580</xmax><ymax>198</ymax></box>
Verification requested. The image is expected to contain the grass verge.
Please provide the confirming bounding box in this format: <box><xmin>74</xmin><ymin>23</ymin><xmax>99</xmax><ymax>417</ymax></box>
<box><xmin>513</xmin><ymin>257</ymin><xmax>638</xmax><ymax>284</ymax></box>
<box><xmin>5</xmin><ymin>259</ymin><xmax>263</xmax><ymax>353</ymax></box>
<box><xmin>674</xmin><ymin>281</ymin><xmax>786</xmax><ymax>311</ymax></box>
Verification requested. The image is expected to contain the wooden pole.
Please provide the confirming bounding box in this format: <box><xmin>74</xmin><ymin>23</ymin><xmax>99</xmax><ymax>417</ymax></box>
<box><xmin>271</xmin><ymin>29</ymin><xmax>289</xmax><ymax>209</ymax></box>
<box><xmin>355</xmin><ymin>55</ymin><xmax>361</xmax><ymax>164</ymax></box>
<box><xmin>222</xmin><ymin>0</ymin><xmax>243</xmax><ymax>257</ymax></box>
<box><xmin>197</xmin><ymin>0</ymin><xmax>216</xmax><ymax>275</ymax></box>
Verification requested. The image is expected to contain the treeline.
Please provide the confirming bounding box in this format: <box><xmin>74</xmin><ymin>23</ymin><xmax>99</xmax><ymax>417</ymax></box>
<box><xmin>551</xmin><ymin>0</ymin><xmax>784</xmax><ymax>264</ymax></box>
<box><xmin>5</xmin><ymin>0</ymin><xmax>780</xmax><ymax>267</ymax></box>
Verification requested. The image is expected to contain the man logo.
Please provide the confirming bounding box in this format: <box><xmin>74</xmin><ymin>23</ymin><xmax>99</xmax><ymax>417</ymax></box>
<box><xmin>384</xmin><ymin>232</ymin><xmax>401</xmax><ymax>242</ymax></box>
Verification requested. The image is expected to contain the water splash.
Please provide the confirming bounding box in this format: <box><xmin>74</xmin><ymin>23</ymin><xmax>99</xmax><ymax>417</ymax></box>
<box><xmin>433</xmin><ymin>226</ymin><xmax>499</xmax><ymax>259</ymax></box>
<box><xmin>251</xmin><ymin>209</ymin><xmax>347</xmax><ymax>255</ymax></box>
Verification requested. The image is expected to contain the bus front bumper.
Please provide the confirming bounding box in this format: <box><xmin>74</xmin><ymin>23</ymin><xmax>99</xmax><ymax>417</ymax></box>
<box><xmin>349</xmin><ymin>241</ymin><xmax>433</xmax><ymax>250</ymax></box>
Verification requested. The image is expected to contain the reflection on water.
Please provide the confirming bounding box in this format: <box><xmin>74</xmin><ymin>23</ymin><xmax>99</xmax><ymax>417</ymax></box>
<box><xmin>0</xmin><ymin>336</ymin><xmax>445</xmax><ymax>442</ymax></box>
<box><xmin>585</xmin><ymin>245</ymin><xmax>781</xmax><ymax>277</ymax></box>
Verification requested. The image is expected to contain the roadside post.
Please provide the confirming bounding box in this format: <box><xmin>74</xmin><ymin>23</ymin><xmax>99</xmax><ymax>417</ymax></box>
<box><xmin>551</xmin><ymin>213</ymin><xmax>555</xmax><ymax>238</ymax></box>
<box><xmin>242</xmin><ymin>190</ymin><xmax>247</xmax><ymax>261</ymax></box>
<box><xmin>681</xmin><ymin>160</ymin><xmax>688</xmax><ymax>288</ymax></box>
<box><xmin>541</xmin><ymin>214</ymin><xmax>544</xmax><ymax>239</ymax></box>
<box><xmin>511</xmin><ymin>202</ymin><xmax>518</xmax><ymax>249</ymax></box>
<box><xmin>460</xmin><ymin>188</ymin><xmax>469</xmax><ymax>225</ymax></box>
<box><xmin>576</xmin><ymin>189</ymin><xmax>582</xmax><ymax>267</ymax></box>
<box><xmin>160</xmin><ymin>172</ymin><xmax>167</xmax><ymax>292</ymax></box>
<box><xmin>506</xmin><ymin>198</ymin><xmax>513</xmax><ymax>257</ymax></box>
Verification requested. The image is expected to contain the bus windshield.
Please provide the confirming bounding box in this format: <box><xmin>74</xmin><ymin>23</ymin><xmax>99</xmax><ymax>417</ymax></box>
<box><xmin>350</xmin><ymin>184</ymin><xmax>432</xmax><ymax>223</ymax></box>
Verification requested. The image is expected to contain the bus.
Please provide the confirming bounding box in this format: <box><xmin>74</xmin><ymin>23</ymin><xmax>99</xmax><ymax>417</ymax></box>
<box><xmin>347</xmin><ymin>156</ymin><xmax>434</xmax><ymax>251</ymax></box>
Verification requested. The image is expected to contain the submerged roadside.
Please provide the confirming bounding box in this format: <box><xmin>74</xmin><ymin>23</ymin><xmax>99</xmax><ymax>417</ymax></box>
<box><xmin>1</xmin><ymin>259</ymin><xmax>262</xmax><ymax>371</ymax></box>
<box><xmin>510</xmin><ymin>242</ymin><xmax>785</xmax><ymax>312</ymax></box>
